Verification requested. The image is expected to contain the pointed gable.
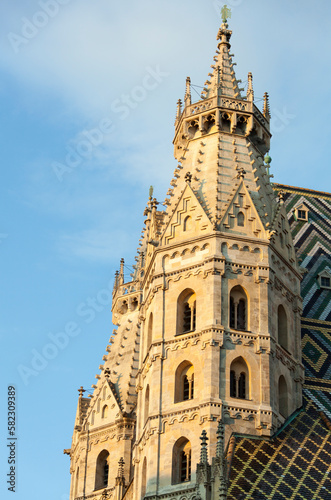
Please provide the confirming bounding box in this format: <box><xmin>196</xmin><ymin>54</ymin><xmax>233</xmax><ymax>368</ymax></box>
<box><xmin>219</xmin><ymin>180</ymin><xmax>267</xmax><ymax>239</ymax></box>
<box><xmin>87</xmin><ymin>378</ymin><xmax>122</xmax><ymax>429</ymax></box>
<box><xmin>161</xmin><ymin>183</ymin><xmax>212</xmax><ymax>245</ymax></box>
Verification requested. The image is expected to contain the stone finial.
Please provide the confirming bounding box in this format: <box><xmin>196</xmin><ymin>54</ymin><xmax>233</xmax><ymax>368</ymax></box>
<box><xmin>113</xmin><ymin>270</ymin><xmax>119</xmax><ymax>292</ymax></box>
<box><xmin>185</xmin><ymin>77</ymin><xmax>191</xmax><ymax>107</ymax></box>
<box><xmin>185</xmin><ymin>171</ymin><xmax>192</xmax><ymax>184</ymax></box>
<box><xmin>149</xmin><ymin>185</ymin><xmax>154</xmax><ymax>199</ymax></box>
<box><xmin>151</xmin><ymin>198</ymin><xmax>159</xmax><ymax>211</ymax></box>
<box><xmin>236</xmin><ymin>167</ymin><xmax>246</xmax><ymax>179</ymax></box>
<box><xmin>216</xmin><ymin>419</ymin><xmax>225</xmax><ymax>458</ymax></box>
<box><xmin>278</xmin><ymin>190</ymin><xmax>284</xmax><ymax>205</ymax></box>
<box><xmin>104</xmin><ymin>368</ymin><xmax>111</xmax><ymax>378</ymax></box>
<box><xmin>118</xmin><ymin>457</ymin><xmax>125</xmax><ymax>478</ymax></box>
<box><xmin>247</xmin><ymin>72</ymin><xmax>254</xmax><ymax>102</ymax></box>
<box><xmin>101</xmin><ymin>490</ymin><xmax>110</xmax><ymax>500</ymax></box>
<box><xmin>216</xmin><ymin>420</ymin><xmax>227</xmax><ymax>499</ymax></box>
<box><xmin>176</xmin><ymin>99</ymin><xmax>182</xmax><ymax>122</ymax></box>
<box><xmin>78</xmin><ymin>386</ymin><xmax>85</xmax><ymax>398</ymax></box>
<box><xmin>119</xmin><ymin>258</ymin><xmax>125</xmax><ymax>285</ymax></box>
<box><xmin>199</xmin><ymin>429</ymin><xmax>209</xmax><ymax>464</ymax></box>
<box><xmin>263</xmin><ymin>92</ymin><xmax>271</xmax><ymax>118</ymax></box>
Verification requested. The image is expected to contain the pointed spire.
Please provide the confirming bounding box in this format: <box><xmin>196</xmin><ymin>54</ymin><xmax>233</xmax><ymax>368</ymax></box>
<box><xmin>200</xmin><ymin>15</ymin><xmax>241</xmax><ymax>99</ymax></box>
<box><xmin>263</xmin><ymin>92</ymin><xmax>271</xmax><ymax>118</ymax></box>
<box><xmin>115</xmin><ymin>457</ymin><xmax>125</xmax><ymax>500</ymax></box>
<box><xmin>117</xmin><ymin>457</ymin><xmax>125</xmax><ymax>480</ymax></box>
<box><xmin>175</xmin><ymin>99</ymin><xmax>182</xmax><ymax>124</ymax></box>
<box><xmin>119</xmin><ymin>258</ymin><xmax>125</xmax><ymax>285</ymax></box>
<box><xmin>216</xmin><ymin>420</ymin><xmax>227</xmax><ymax>500</ymax></box>
<box><xmin>184</xmin><ymin>77</ymin><xmax>191</xmax><ymax>107</ymax></box>
<box><xmin>216</xmin><ymin>419</ymin><xmax>225</xmax><ymax>458</ymax></box>
<box><xmin>199</xmin><ymin>429</ymin><xmax>209</xmax><ymax>464</ymax></box>
<box><xmin>247</xmin><ymin>72</ymin><xmax>254</xmax><ymax>102</ymax></box>
<box><xmin>113</xmin><ymin>270</ymin><xmax>119</xmax><ymax>292</ymax></box>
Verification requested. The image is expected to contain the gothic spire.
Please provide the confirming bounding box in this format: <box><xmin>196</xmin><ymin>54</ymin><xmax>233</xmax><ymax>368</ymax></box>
<box><xmin>201</xmin><ymin>18</ymin><xmax>242</xmax><ymax>100</ymax></box>
<box><xmin>199</xmin><ymin>429</ymin><xmax>209</xmax><ymax>464</ymax></box>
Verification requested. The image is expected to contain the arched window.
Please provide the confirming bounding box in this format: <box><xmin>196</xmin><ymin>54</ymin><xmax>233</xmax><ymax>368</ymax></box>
<box><xmin>277</xmin><ymin>305</ymin><xmax>289</xmax><ymax>351</ymax></box>
<box><xmin>144</xmin><ymin>385</ymin><xmax>150</xmax><ymax>425</ymax></box>
<box><xmin>95</xmin><ymin>450</ymin><xmax>110</xmax><ymax>490</ymax></box>
<box><xmin>177</xmin><ymin>289</ymin><xmax>196</xmax><ymax>335</ymax></box>
<box><xmin>230</xmin><ymin>357</ymin><xmax>249</xmax><ymax>399</ymax></box>
<box><xmin>237</xmin><ymin>211</ymin><xmax>245</xmax><ymax>227</ymax></box>
<box><xmin>172</xmin><ymin>438</ymin><xmax>192</xmax><ymax>484</ymax></box>
<box><xmin>146</xmin><ymin>313</ymin><xmax>153</xmax><ymax>356</ymax></box>
<box><xmin>175</xmin><ymin>361</ymin><xmax>194</xmax><ymax>403</ymax></box>
<box><xmin>278</xmin><ymin>375</ymin><xmax>289</xmax><ymax>418</ymax></box>
<box><xmin>183</xmin><ymin>216</ymin><xmax>192</xmax><ymax>232</ymax></box>
<box><xmin>101</xmin><ymin>405</ymin><xmax>108</xmax><ymax>419</ymax></box>
<box><xmin>141</xmin><ymin>457</ymin><xmax>147</xmax><ymax>498</ymax></box>
<box><xmin>229</xmin><ymin>286</ymin><xmax>248</xmax><ymax>331</ymax></box>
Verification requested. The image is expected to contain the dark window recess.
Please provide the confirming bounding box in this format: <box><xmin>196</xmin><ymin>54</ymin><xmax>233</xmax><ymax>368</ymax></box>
<box><xmin>321</xmin><ymin>277</ymin><xmax>330</xmax><ymax>288</ymax></box>
<box><xmin>230</xmin><ymin>370</ymin><xmax>236</xmax><ymax>397</ymax></box>
<box><xmin>238</xmin><ymin>373</ymin><xmax>246</xmax><ymax>399</ymax></box>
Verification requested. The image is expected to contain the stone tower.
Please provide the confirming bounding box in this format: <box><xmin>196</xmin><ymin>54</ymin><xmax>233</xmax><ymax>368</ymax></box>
<box><xmin>66</xmin><ymin>17</ymin><xmax>304</xmax><ymax>500</ymax></box>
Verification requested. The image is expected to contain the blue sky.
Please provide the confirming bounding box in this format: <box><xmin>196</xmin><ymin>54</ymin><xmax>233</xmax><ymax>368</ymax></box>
<box><xmin>1</xmin><ymin>1</ymin><xmax>331</xmax><ymax>499</ymax></box>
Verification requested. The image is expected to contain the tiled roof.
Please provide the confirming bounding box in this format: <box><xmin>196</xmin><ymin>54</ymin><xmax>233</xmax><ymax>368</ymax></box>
<box><xmin>227</xmin><ymin>185</ymin><xmax>331</xmax><ymax>499</ymax></box>
<box><xmin>227</xmin><ymin>398</ymin><xmax>331</xmax><ymax>500</ymax></box>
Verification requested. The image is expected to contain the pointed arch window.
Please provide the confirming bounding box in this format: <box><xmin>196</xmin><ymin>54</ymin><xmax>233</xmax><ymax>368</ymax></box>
<box><xmin>146</xmin><ymin>312</ymin><xmax>153</xmax><ymax>357</ymax></box>
<box><xmin>183</xmin><ymin>215</ymin><xmax>192</xmax><ymax>232</ymax></box>
<box><xmin>144</xmin><ymin>385</ymin><xmax>150</xmax><ymax>425</ymax></box>
<box><xmin>172</xmin><ymin>438</ymin><xmax>192</xmax><ymax>484</ymax></box>
<box><xmin>175</xmin><ymin>361</ymin><xmax>194</xmax><ymax>402</ymax></box>
<box><xmin>277</xmin><ymin>305</ymin><xmax>289</xmax><ymax>351</ymax></box>
<box><xmin>230</xmin><ymin>357</ymin><xmax>249</xmax><ymax>400</ymax></box>
<box><xmin>177</xmin><ymin>289</ymin><xmax>196</xmax><ymax>335</ymax></box>
<box><xmin>95</xmin><ymin>450</ymin><xmax>110</xmax><ymax>490</ymax></box>
<box><xmin>237</xmin><ymin>211</ymin><xmax>245</xmax><ymax>227</ymax></box>
<box><xmin>101</xmin><ymin>405</ymin><xmax>108</xmax><ymax>419</ymax></box>
<box><xmin>229</xmin><ymin>286</ymin><xmax>247</xmax><ymax>331</ymax></box>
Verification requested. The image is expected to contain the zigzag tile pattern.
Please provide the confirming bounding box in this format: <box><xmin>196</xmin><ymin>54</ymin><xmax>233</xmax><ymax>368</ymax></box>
<box><xmin>272</xmin><ymin>184</ymin><xmax>331</xmax><ymax>417</ymax></box>
<box><xmin>227</xmin><ymin>185</ymin><xmax>331</xmax><ymax>499</ymax></box>
<box><xmin>273</xmin><ymin>184</ymin><xmax>331</xmax><ymax>321</ymax></box>
<box><xmin>227</xmin><ymin>399</ymin><xmax>331</xmax><ymax>500</ymax></box>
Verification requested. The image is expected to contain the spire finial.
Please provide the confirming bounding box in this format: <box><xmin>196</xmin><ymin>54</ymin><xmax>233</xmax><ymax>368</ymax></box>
<box><xmin>263</xmin><ymin>92</ymin><xmax>271</xmax><ymax>118</ymax></box>
<box><xmin>175</xmin><ymin>99</ymin><xmax>182</xmax><ymax>123</ymax></box>
<box><xmin>236</xmin><ymin>167</ymin><xmax>246</xmax><ymax>179</ymax></box>
<box><xmin>118</xmin><ymin>457</ymin><xmax>125</xmax><ymax>478</ymax></box>
<box><xmin>113</xmin><ymin>270</ymin><xmax>119</xmax><ymax>292</ymax></box>
<box><xmin>78</xmin><ymin>386</ymin><xmax>85</xmax><ymax>398</ymax></box>
<box><xmin>199</xmin><ymin>429</ymin><xmax>209</xmax><ymax>464</ymax></box>
<box><xmin>119</xmin><ymin>258</ymin><xmax>125</xmax><ymax>285</ymax></box>
<box><xmin>185</xmin><ymin>172</ymin><xmax>192</xmax><ymax>184</ymax></box>
<box><xmin>216</xmin><ymin>419</ymin><xmax>225</xmax><ymax>457</ymax></box>
<box><xmin>221</xmin><ymin>5</ymin><xmax>231</xmax><ymax>23</ymax></box>
<box><xmin>247</xmin><ymin>72</ymin><xmax>254</xmax><ymax>102</ymax></box>
<box><xmin>185</xmin><ymin>77</ymin><xmax>191</xmax><ymax>107</ymax></box>
<box><xmin>149</xmin><ymin>185</ymin><xmax>154</xmax><ymax>200</ymax></box>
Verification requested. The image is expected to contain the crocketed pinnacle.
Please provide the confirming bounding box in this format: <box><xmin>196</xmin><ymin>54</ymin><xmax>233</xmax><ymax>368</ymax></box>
<box><xmin>201</xmin><ymin>21</ymin><xmax>242</xmax><ymax>100</ymax></box>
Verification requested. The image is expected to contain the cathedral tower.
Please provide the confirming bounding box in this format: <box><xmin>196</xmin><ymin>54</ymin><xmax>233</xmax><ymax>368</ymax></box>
<box><xmin>66</xmin><ymin>16</ymin><xmax>304</xmax><ymax>500</ymax></box>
